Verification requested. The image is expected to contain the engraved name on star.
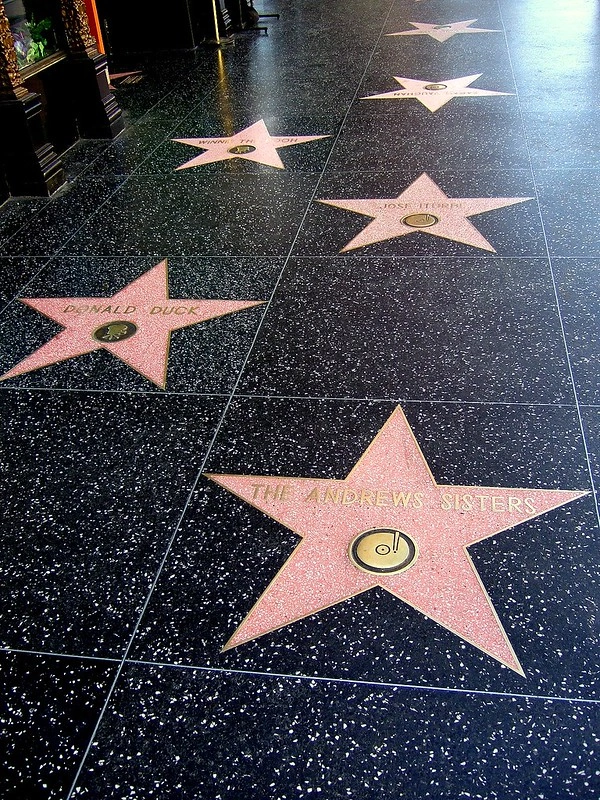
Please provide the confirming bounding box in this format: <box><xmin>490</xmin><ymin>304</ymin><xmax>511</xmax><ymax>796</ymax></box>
<box><xmin>317</xmin><ymin>173</ymin><xmax>533</xmax><ymax>253</ymax></box>
<box><xmin>0</xmin><ymin>259</ymin><xmax>264</xmax><ymax>388</ymax></box>
<box><xmin>361</xmin><ymin>73</ymin><xmax>512</xmax><ymax>112</ymax></box>
<box><xmin>172</xmin><ymin>119</ymin><xmax>330</xmax><ymax>170</ymax></box>
<box><xmin>387</xmin><ymin>20</ymin><xmax>500</xmax><ymax>43</ymax></box>
<box><xmin>206</xmin><ymin>407</ymin><xmax>587</xmax><ymax>672</ymax></box>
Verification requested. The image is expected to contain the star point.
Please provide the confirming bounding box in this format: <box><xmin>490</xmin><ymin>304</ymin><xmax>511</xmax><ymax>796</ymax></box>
<box><xmin>318</xmin><ymin>173</ymin><xmax>533</xmax><ymax>254</ymax></box>
<box><xmin>207</xmin><ymin>407</ymin><xmax>587</xmax><ymax>672</ymax></box>
<box><xmin>0</xmin><ymin>260</ymin><xmax>264</xmax><ymax>388</ymax></box>
<box><xmin>173</xmin><ymin>119</ymin><xmax>329</xmax><ymax>170</ymax></box>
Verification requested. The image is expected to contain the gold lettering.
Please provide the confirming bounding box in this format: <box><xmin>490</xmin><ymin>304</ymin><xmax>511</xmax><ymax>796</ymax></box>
<box><xmin>263</xmin><ymin>484</ymin><xmax>286</xmax><ymax>501</ymax></box>
<box><xmin>508</xmin><ymin>496</ymin><xmax>522</xmax><ymax>512</ymax></box>
<box><xmin>63</xmin><ymin>303</ymin><xmax>137</xmax><ymax>314</ymax></box>
<box><xmin>441</xmin><ymin>493</ymin><xmax>453</xmax><ymax>511</ymax></box>
<box><xmin>475</xmin><ymin>495</ymin><xmax>490</xmax><ymax>511</ymax></box>
<box><xmin>491</xmin><ymin>496</ymin><xmax>505</xmax><ymax>512</ymax></box>
<box><xmin>304</xmin><ymin>487</ymin><xmax>320</xmax><ymax>503</ymax></box>
<box><xmin>375</xmin><ymin>490</ymin><xmax>390</xmax><ymax>507</ymax></box>
<box><xmin>412</xmin><ymin>492</ymin><xmax>423</xmax><ymax>509</ymax></box>
<box><xmin>392</xmin><ymin>491</ymin><xmax>413</xmax><ymax>508</ymax></box>
<box><xmin>324</xmin><ymin>487</ymin><xmax>342</xmax><ymax>504</ymax></box>
<box><xmin>250</xmin><ymin>483</ymin><xmax>291</xmax><ymax>501</ymax></box>
<box><xmin>439</xmin><ymin>492</ymin><xmax>529</xmax><ymax>513</ymax></box>
<box><xmin>342</xmin><ymin>489</ymin><xmax>358</xmax><ymax>505</ymax></box>
<box><xmin>360</xmin><ymin>489</ymin><xmax>375</xmax><ymax>505</ymax></box>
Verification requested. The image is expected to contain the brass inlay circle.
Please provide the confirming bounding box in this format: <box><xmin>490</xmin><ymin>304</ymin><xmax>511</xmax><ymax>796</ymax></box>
<box><xmin>228</xmin><ymin>144</ymin><xmax>257</xmax><ymax>154</ymax></box>
<box><xmin>349</xmin><ymin>528</ymin><xmax>417</xmax><ymax>575</ymax></box>
<box><xmin>424</xmin><ymin>83</ymin><xmax>448</xmax><ymax>91</ymax></box>
<box><xmin>93</xmin><ymin>321</ymin><xmax>138</xmax><ymax>343</ymax></box>
<box><xmin>402</xmin><ymin>213</ymin><xmax>439</xmax><ymax>228</ymax></box>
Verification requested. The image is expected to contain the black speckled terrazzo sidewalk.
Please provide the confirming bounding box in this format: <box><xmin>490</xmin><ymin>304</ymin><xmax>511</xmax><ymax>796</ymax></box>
<box><xmin>1</xmin><ymin>1</ymin><xmax>599</xmax><ymax>798</ymax></box>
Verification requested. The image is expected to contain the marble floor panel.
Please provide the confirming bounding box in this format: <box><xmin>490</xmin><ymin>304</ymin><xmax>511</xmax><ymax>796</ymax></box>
<box><xmin>72</xmin><ymin>665</ymin><xmax>600</xmax><ymax>800</ymax></box>
<box><xmin>552</xmin><ymin>258</ymin><xmax>600</xmax><ymax>405</ymax></box>
<box><xmin>0</xmin><ymin>257</ymin><xmax>47</xmax><ymax>307</ymax></box>
<box><xmin>521</xmin><ymin>111</ymin><xmax>600</xmax><ymax>170</ymax></box>
<box><xmin>580</xmin><ymin>407</ymin><xmax>600</xmax><ymax>496</ymax></box>
<box><xmin>369</xmin><ymin>29</ymin><xmax>513</xmax><ymax>81</ymax></box>
<box><xmin>196</xmin><ymin>74</ymin><xmax>374</xmax><ymax>118</ymax></box>
<box><xmin>534</xmin><ymin>170</ymin><xmax>600</xmax><ymax>258</ymax></box>
<box><xmin>392</xmin><ymin>0</ymin><xmax>501</xmax><ymax>16</ymax></box>
<box><xmin>60</xmin><ymin>172</ymin><xmax>321</xmax><ymax>258</ymax></box>
<box><xmin>79</xmin><ymin>116</ymin><xmax>196</xmax><ymax>180</ymax></box>
<box><xmin>501</xmin><ymin>0</ymin><xmax>600</xmax><ymax>108</ymax></box>
<box><xmin>0</xmin><ymin>196</ymin><xmax>50</xmax><ymax>246</ymax></box>
<box><xmin>0</xmin><ymin>650</ymin><xmax>116</xmax><ymax>800</ymax></box>
<box><xmin>1</xmin><ymin>178</ymin><xmax>125</xmax><ymax>258</ymax></box>
<box><xmin>107</xmin><ymin>48</ymin><xmax>238</xmax><ymax>123</ymax></box>
<box><xmin>324</xmin><ymin>103</ymin><xmax>529</xmax><ymax>173</ymax></box>
<box><xmin>0</xmin><ymin>0</ymin><xmax>598</xmax><ymax>797</ymax></box>
<box><xmin>237</xmin><ymin>256</ymin><xmax>572</xmax><ymax>403</ymax></box>
<box><xmin>0</xmin><ymin>390</ymin><xmax>226</xmax><ymax>657</ymax></box>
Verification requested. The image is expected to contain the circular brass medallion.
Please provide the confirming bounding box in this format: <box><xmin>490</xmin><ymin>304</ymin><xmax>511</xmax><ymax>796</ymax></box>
<box><xmin>402</xmin><ymin>213</ymin><xmax>439</xmax><ymax>228</ymax></box>
<box><xmin>93</xmin><ymin>321</ymin><xmax>138</xmax><ymax>343</ymax></box>
<box><xmin>424</xmin><ymin>83</ymin><xmax>447</xmax><ymax>91</ymax></box>
<box><xmin>228</xmin><ymin>144</ymin><xmax>257</xmax><ymax>154</ymax></box>
<box><xmin>349</xmin><ymin>528</ymin><xmax>417</xmax><ymax>575</ymax></box>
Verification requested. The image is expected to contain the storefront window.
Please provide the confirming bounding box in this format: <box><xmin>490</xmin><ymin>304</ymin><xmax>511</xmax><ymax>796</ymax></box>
<box><xmin>3</xmin><ymin>0</ymin><xmax>59</xmax><ymax>68</ymax></box>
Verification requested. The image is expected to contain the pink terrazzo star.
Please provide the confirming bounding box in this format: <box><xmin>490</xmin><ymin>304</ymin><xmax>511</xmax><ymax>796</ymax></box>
<box><xmin>172</xmin><ymin>119</ymin><xmax>329</xmax><ymax>170</ymax></box>
<box><xmin>108</xmin><ymin>70</ymin><xmax>143</xmax><ymax>89</ymax></box>
<box><xmin>361</xmin><ymin>73</ymin><xmax>512</xmax><ymax>112</ymax></box>
<box><xmin>0</xmin><ymin>260</ymin><xmax>264</xmax><ymax>388</ymax></box>
<box><xmin>207</xmin><ymin>407</ymin><xmax>587</xmax><ymax>672</ymax></box>
<box><xmin>318</xmin><ymin>173</ymin><xmax>533</xmax><ymax>253</ymax></box>
<box><xmin>387</xmin><ymin>20</ymin><xmax>500</xmax><ymax>43</ymax></box>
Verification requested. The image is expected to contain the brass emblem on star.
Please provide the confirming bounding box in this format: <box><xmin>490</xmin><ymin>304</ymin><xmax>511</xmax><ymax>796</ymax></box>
<box><xmin>227</xmin><ymin>145</ymin><xmax>257</xmax><ymax>155</ymax></box>
<box><xmin>433</xmin><ymin>25</ymin><xmax>452</xmax><ymax>30</ymax></box>
<box><xmin>402</xmin><ymin>213</ymin><xmax>439</xmax><ymax>228</ymax></box>
<box><xmin>424</xmin><ymin>83</ymin><xmax>448</xmax><ymax>91</ymax></box>
<box><xmin>349</xmin><ymin>528</ymin><xmax>418</xmax><ymax>575</ymax></box>
<box><xmin>93</xmin><ymin>321</ymin><xmax>138</xmax><ymax>343</ymax></box>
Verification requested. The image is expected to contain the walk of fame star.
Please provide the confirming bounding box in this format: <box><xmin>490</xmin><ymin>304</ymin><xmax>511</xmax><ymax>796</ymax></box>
<box><xmin>361</xmin><ymin>73</ymin><xmax>512</xmax><ymax>112</ymax></box>
<box><xmin>387</xmin><ymin>20</ymin><xmax>500</xmax><ymax>43</ymax></box>
<box><xmin>109</xmin><ymin>70</ymin><xmax>143</xmax><ymax>89</ymax></box>
<box><xmin>172</xmin><ymin>119</ymin><xmax>329</xmax><ymax>170</ymax></box>
<box><xmin>207</xmin><ymin>408</ymin><xmax>587</xmax><ymax>672</ymax></box>
<box><xmin>0</xmin><ymin>260</ymin><xmax>264</xmax><ymax>388</ymax></box>
<box><xmin>318</xmin><ymin>173</ymin><xmax>533</xmax><ymax>253</ymax></box>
